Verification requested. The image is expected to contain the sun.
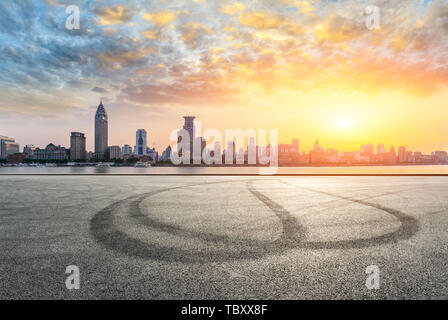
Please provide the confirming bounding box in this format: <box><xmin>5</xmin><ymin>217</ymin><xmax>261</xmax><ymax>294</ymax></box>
<box><xmin>333</xmin><ymin>118</ymin><xmax>353</xmax><ymax>130</ymax></box>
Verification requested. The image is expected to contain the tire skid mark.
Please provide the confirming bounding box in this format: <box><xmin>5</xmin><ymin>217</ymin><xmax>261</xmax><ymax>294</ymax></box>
<box><xmin>246</xmin><ymin>182</ymin><xmax>307</xmax><ymax>244</ymax></box>
<box><xmin>91</xmin><ymin>178</ymin><xmax>420</xmax><ymax>263</ymax></box>
<box><xmin>279</xmin><ymin>180</ymin><xmax>420</xmax><ymax>249</ymax></box>
<box><xmin>91</xmin><ymin>179</ymin><xmax>293</xmax><ymax>263</ymax></box>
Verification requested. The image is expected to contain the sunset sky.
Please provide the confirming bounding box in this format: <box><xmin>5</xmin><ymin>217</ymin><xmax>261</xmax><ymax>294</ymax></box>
<box><xmin>0</xmin><ymin>0</ymin><xmax>447</xmax><ymax>153</ymax></box>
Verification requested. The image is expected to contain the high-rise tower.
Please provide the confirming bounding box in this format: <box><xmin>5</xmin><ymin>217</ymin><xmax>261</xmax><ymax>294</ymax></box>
<box><xmin>70</xmin><ymin>132</ymin><xmax>86</xmax><ymax>161</ymax></box>
<box><xmin>94</xmin><ymin>99</ymin><xmax>108</xmax><ymax>158</ymax></box>
<box><xmin>136</xmin><ymin>129</ymin><xmax>147</xmax><ymax>156</ymax></box>
<box><xmin>183</xmin><ymin>116</ymin><xmax>196</xmax><ymax>159</ymax></box>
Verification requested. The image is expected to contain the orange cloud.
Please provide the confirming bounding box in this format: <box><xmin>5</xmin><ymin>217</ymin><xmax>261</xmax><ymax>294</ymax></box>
<box><xmin>95</xmin><ymin>6</ymin><xmax>132</xmax><ymax>25</ymax></box>
<box><xmin>143</xmin><ymin>11</ymin><xmax>176</xmax><ymax>27</ymax></box>
<box><xmin>239</xmin><ymin>11</ymin><xmax>283</xmax><ymax>29</ymax></box>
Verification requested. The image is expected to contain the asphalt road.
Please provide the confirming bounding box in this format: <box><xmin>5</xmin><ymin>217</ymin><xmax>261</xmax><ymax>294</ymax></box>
<box><xmin>0</xmin><ymin>175</ymin><xmax>447</xmax><ymax>299</ymax></box>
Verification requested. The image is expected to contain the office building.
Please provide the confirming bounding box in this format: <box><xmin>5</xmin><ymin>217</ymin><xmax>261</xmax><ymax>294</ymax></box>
<box><xmin>108</xmin><ymin>145</ymin><xmax>122</xmax><ymax>160</ymax></box>
<box><xmin>178</xmin><ymin>116</ymin><xmax>195</xmax><ymax>159</ymax></box>
<box><xmin>398</xmin><ymin>146</ymin><xmax>406</xmax><ymax>163</ymax></box>
<box><xmin>161</xmin><ymin>146</ymin><xmax>172</xmax><ymax>161</ymax></box>
<box><xmin>122</xmin><ymin>144</ymin><xmax>133</xmax><ymax>156</ymax></box>
<box><xmin>70</xmin><ymin>132</ymin><xmax>86</xmax><ymax>161</ymax></box>
<box><xmin>136</xmin><ymin>129</ymin><xmax>147</xmax><ymax>156</ymax></box>
<box><xmin>94</xmin><ymin>99</ymin><xmax>108</xmax><ymax>158</ymax></box>
<box><xmin>0</xmin><ymin>135</ymin><xmax>20</xmax><ymax>159</ymax></box>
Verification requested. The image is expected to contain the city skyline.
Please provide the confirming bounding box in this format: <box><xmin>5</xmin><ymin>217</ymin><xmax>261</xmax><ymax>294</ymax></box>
<box><xmin>2</xmin><ymin>100</ymin><xmax>448</xmax><ymax>167</ymax></box>
<box><xmin>1</xmin><ymin>1</ymin><xmax>448</xmax><ymax>154</ymax></box>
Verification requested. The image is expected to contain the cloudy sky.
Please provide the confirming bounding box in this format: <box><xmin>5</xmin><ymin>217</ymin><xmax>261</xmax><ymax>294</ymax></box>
<box><xmin>0</xmin><ymin>0</ymin><xmax>447</xmax><ymax>153</ymax></box>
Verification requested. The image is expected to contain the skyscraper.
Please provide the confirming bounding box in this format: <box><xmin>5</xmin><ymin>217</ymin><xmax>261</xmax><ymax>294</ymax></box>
<box><xmin>94</xmin><ymin>99</ymin><xmax>108</xmax><ymax>158</ymax></box>
<box><xmin>377</xmin><ymin>143</ymin><xmax>386</xmax><ymax>155</ymax></box>
<box><xmin>177</xmin><ymin>116</ymin><xmax>195</xmax><ymax>160</ymax></box>
<box><xmin>70</xmin><ymin>132</ymin><xmax>86</xmax><ymax>161</ymax></box>
<box><xmin>136</xmin><ymin>129</ymin><xmax>147</xmax><ymax>156</ymax></box>
<box><xmin>0</xmin><ymin>135</ymin><xmax>19</xmax><ymax>159</ymax></box>
<box><xmin>292</xmin><ymin>139</ymin><xmax>299</xmax><ymax>153</ymax></box>
<box><xmin>398</xmin><ymin>146</ymin><xmax>406</xmax><ymax>163</ymax></box>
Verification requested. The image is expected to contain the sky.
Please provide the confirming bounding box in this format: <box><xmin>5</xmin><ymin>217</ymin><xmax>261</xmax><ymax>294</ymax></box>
<box><xmin>0</xmin><ymin>0</ymin><xmax>447</xmax><ymax>153</ymax></box>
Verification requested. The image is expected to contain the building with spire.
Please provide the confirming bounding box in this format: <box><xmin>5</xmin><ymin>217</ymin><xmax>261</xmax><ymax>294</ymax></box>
<box><xmin>136</xmin><ymin>129</ymin><xmax>147</xmax><ymax>156</ymax></box>
<box><xmin>94</xmin><ymin>99</ymin><xmax>108</xmax><ymax>159</ymax></box>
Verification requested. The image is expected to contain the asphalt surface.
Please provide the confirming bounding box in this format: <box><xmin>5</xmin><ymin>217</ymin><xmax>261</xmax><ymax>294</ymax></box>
<box><xmin>0</xmin><ymin>175</ymin><xmax>447</xmax><ymax>299</ymax></box>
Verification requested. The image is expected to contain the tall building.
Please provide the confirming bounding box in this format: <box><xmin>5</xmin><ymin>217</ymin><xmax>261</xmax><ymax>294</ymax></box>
<box><xmin>0</xmin><ymin>135</ymin><xmax>19</xmax><ymax>159</ymax></box>
<box><xmin>292</xmin><ymin>139</ymin><xmax>299</xmax><ymax>154</ymax></box>
<box><xmin>122</xmin><ymin>144</ymin><xmax>133</xmax><ymax>156</ymax></box>
<box><xmin>70</xmin><ymin>132</ymin><xmax>86</xmax><ymax>161</ymax></box>
<box><xmin>161</xmin><ymin>146</ymin><xmax>172</xmax><ymax>161</ymax></box>
<box><xmin>225</xmin><ymin>140</ymin><xmax>236</xmax><ymax>163</ymax></box>
<box><xmin>94</xmin><ymin>99</ymin><xmax>108</xmax><ymax>158</ymax></box>
<box><xmin>214</xmin><ymin>141</ymin><xmax>222</xmax><ymax>158</ymax></box>
<box><xmin>136</xmin><ymin>129</ymin><xmax>147</xmax><ymax>156</ymax></box>
<box><xmin>183</xmin><ymin>116</ymin><xmax>195</xmax><ymax>142</ymax></box>
<box><xmin>398</xmin><ymin>146</ymin><xmax>406</xmax><ymax>163</ymax></box>
<box><xmin>309</xmin><ymin>140</ymin><xmax>325</xmax><ymax>164</ymax></box>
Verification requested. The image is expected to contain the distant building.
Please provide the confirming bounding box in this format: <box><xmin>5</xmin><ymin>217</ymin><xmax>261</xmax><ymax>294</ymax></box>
<box><xmin>0</xmin><ymin>135</ymin><xmax>20</xmax><ymax>159</ymax></box>
<box><xmin>178</xmin><ymin>116</ymin><xmax>195</xmax><ymax>160</ymax></box>
<box><xmin>136</xmin><ymin>129</ymin><xmax>147</xmax><ymax>156</ymax></box>
<box><xmin>94</xmin><ymin>99</ymin><xmax>108</xmax><ymax>159</ymax></box>
<box><xmin>377</xmin><ymin>143</ymin><xmax>386</xmax><ymax>155</ymax></box>
<box><xmin>433</xmin><ymin>151</ymin><xmax>448</xmax><ymax>163</ymax></box>
<box><xmin>122</xmin><ymin>144</ymin><xmax>133</xmax><ymax>156</ymax></box>
<box><xmin>278</xmin><ymin>139</ymin><xmax>300</xmax><ymax>165</ymax></box>
<box><xmin>23</xmin><ymin>144</ymin><xmax>36</xmax><ymax>158</ymax></box>
<box><xmin>7</xmin><ymin>153</ymin><xmax>26</xmax><ymax>164</ymax></box>
<box><xmin>214</xmin><ymin>141</ymin><xmax>222</xmax><ymax>158</ymax></box>
<box><xmin>325</xmin><ymin>149</ymin><xmax>339</xmax><ymax>163</ymax></box>
<box><xmin>225</xmin><ymin>140</ymin><xmax>236</xmax><ymax>164</ymax></box>
<box><xmin>34</xmin><ymin>143</ymin><xmax>69</xmax><ymax>161</ymax></box>
<box><xmin>160</xmin><ymin>146</ymin><xmax>172</xmax><ymax>161</ymax></box>
<box><xmin>292</xmin><ymin>139</ymin><xmax>299</xmax><ymax>154</ymax></box>
<box><xmin>146</xmin><ymin>148</ymin><xmax>158</xmax><ymax>162</ymax></box>
<box><xmin>361</xmin><ymin>144</ymin><xmax>374</xmax><ymax>157</ymax></box>
<box><xmin>398</xmin><ymin>146</ymin><xmax>406</xmax><ymax>163</ymax></box>
<box><xmin>108</xmin><ymin>145</ymin><xmax>122</xmax><ymax>160</ymax></box>
<box><xmin>384</xmin><ymin>146</ymin><xmax>397</xmax><ymax>164</ymax></box>
<box><xmin>406</xmin><ymin>151</ymin><xmax>414</xmax><ymax>163</ymax></box>
<box><xmin>70</xmin><ymin>132</ymin><xmax>86</xmax><ymax>161</ymax></box>
<box><xmin>414</xmin><ymin>152</ymin><xmax>422</xmax><ymax>163</ymax></box>
<box><xmin>309</xmin><ymin>140</ymin><xmax>325</xmax><ymax>164</ymax></box>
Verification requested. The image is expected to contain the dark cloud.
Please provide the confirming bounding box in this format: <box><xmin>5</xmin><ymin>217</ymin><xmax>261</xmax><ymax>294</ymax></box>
<box><xmin>91</xmin><ymin>87</ymin><xmax>108</xmax><ymax>93</ymax></box>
